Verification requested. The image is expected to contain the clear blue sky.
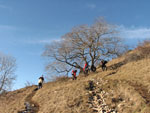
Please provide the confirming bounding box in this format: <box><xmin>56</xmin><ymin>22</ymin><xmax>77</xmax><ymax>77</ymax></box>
<box><xmin>0</xmin><ymin>0</ymin><xmax>150</xmax><ymax>90</ymax></box>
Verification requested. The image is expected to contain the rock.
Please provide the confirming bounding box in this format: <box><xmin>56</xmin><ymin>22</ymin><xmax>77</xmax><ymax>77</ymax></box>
<box><xmin>86</xmin><ymin>80</ymin><xmax>118</xmax><ymax>113</ymax></box>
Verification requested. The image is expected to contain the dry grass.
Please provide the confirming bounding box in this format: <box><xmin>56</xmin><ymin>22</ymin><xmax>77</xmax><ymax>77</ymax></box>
<box><xmin>1</xmin><ymin>44</ymin><xmax>150</xmax><ymax>113</ymax></box>
<box><xmin>101</xmin><ymin>80</ymin><xmax>149</xmax><ymax>113</ymax></box>
<box><xmin>0</xmin><ymin>86</ymin><xmax>37</xmax><ymax>113</ymax></box>
<box><xmin>124</xmin><ymin>40</ymin><xmax>150</xmax><ymax>62</ymax></box>
<box><xmin>54</xmin><ymin>75</ymin><xmax>70</xmax><ymax>82</ymax></box>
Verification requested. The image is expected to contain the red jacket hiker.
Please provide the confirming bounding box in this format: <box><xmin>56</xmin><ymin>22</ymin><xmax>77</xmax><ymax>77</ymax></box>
<box><xmin>83</xmin><ymin>62</ymin><xmax>88</xmax><ymax>71</ymax></box>
<box><xmin>72</xmin><ymin>70</ymin><xmax>77</xmax><ymax>80</ymax></box>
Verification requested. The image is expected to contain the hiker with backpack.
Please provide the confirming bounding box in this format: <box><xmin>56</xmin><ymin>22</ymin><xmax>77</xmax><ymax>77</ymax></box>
<box><xmin>101</xmin><ymin>60</ymin><xmax>108</xmax><ymax>71</ymax></box>
<box><xmin>83</xmin><ymin>61</ymin><xmax>89</xmax><ymax>75</ymax></box>
<box><xmin>72</xmin><ymin>70</ymin><xmax>77</xmax><ymax>80</ymax></box>
<box><xmin>38</xmin><ymin>75</ymin><xmax>44</xmax><ymax>89</ymax></box>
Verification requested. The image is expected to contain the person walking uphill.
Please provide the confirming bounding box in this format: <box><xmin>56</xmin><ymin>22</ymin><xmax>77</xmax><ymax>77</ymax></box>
<box><xmin>101</xmin><ymin>60</ymin><xmax>108</xmax><ymax>71</ymax></box>
<box><xmin>83</xmin><ymin>61</ymin><xmax>89</xmax><ymax>75</ymax></box>
<box><xmin>38</xmin><ymin>75</ymin><xmax>44</xmax><ymax>89</ymax></box>
<box><xmin>72</xmin><ymin>70</ymin><xmax>77</xmax><ymax>80</ymax></box>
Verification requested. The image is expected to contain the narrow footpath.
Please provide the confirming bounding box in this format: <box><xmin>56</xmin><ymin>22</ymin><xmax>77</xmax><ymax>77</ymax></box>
<box><xmin>18</xmin><ymin>87</ymin><xmax>39</xmax><ymax>113</ymax></box>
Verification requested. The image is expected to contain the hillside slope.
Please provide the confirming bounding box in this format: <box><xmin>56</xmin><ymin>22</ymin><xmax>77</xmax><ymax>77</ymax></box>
<box><xmin>0</xmin><ymin>51</ymin><xmax>150</xmax><ymax>113</ymax></box>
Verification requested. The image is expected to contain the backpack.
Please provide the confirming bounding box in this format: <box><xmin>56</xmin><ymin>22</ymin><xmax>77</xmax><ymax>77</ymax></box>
<box><xmin>104</xmin><ymin>60</ymin><xmax>108</xmax><ymax>64</ymax></box>
<box><xmin>38</xmin><ymin>78</ymin><xmax>43</xmax><ymax>83</ymax></box>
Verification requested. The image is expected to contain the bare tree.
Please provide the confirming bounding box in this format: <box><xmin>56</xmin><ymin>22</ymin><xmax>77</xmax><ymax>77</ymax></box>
<box><xmin>43</xmin><ymin>18</ymin><xmax>127</xmax><ymax>75</ymax></box>
<box><xmin>0</xmin><ymin>53</ymin><xmax>16</xmax><ymax>93</ymax></box>
<box><xmin>24</xmin><ymin>81</ymin><xmax>35</xmax><ymax>87</ymax></box>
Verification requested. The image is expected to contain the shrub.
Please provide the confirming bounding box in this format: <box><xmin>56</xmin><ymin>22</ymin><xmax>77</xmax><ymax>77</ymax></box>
<box><xmin>125</xmin><ymin>53</ymin><xmax>142</xmax><ymax>62</ymax></box>
<box><xmin>124</xmin><ymin>40</ymin><xmax>150</xmax><ymax>62</ymax></box>
<box><xmin>136</xmin><ymin>40</ymin><xmax>150</xmax><ymax>58</ymax></box>
<box><xmin>55</xmin><ymin>75</ymin><xmax>70</xmax><ymax>82</ymax></box>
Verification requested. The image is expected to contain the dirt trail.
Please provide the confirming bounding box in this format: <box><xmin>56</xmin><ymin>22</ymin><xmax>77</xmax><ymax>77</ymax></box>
<box><xmin>18</xmin><ymin>88</ymin><xmax>39</xmax><ymax>113</ymax></box>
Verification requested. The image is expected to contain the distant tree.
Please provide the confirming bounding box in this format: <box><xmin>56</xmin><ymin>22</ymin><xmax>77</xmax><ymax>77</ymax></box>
<box><xmin>43</xmin><ymin>18</ymin><xmax>127</xmax><ymax>75</ymax></box>
<box><xmin>0</xmin><ymin>53</ymin><xmax>16</xmax><ymax>93</ymax></box>
<box><xmin>24</xmin><ymin>81</ymin><xmax>34</xmax><ymax>87</ymax></box>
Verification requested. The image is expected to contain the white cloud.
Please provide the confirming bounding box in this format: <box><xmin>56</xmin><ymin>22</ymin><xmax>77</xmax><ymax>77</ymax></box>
<box><xmin>25</xmin><ymin>38</ymin><xmax>61</xmax><ymax>45</ymax></box>
<box><xmin>0</xmin><ymin>4</ymin><xmax>11</xmax><ymax>10</ymax></box>
<box><xmin>0</xmin><ymin>25</ymin><xmax>17</xmax><ymax>30</ymax></box>
<box><xmin>86</xmin><ymin>3</ymin><xmax>96</xmax><ymax>9</ymax></box>
<box><xmin>25</xmin><ymin>26</ymin><xmax>150</xmax><ymax>45</ymax></box>
<box><xmin>119</xmin><ymin>25</ymin><xmax>150</xmax><ymax>39</ymax></box>
<box><xmin>0</xmin><ymin>25</ymin><xmax>18</xmax><ymax>41</ymax></box>
<box><xmin>0</xmin><ymin>4</ymin><xmax>7</xmax><ymax>8</ymax></box>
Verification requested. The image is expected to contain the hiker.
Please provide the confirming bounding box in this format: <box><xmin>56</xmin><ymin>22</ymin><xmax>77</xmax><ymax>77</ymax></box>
<box><xmin>18</xmin><ymin>102</ymin><xmax>32</xmax><ymax>113</ymax></box>
<box><xmin>72</xmin><ymin>70</ymin><xmax>77</xmax><ymax>80</ymax></box>
<box><xmin>24</xmin><ymin>102</ymin><xmax>31</xmax><ymax>112</ymax></box>
<box><xmin>38</xmin><ymin>75</ymin><xmax>44</xmax><ymax>89</ymax></box>
<box><xmin>83</xmin><ymin>61</ymin><xmax>89</xmax><ymax>75</ymax></box>
<box><xmin>101</xmin><ymin>60</ymin><xmax>108</xmax><ymax>71</ymax></box>
<box><xmin>91</xmin><ymin>64</ymin><xmax>96</xmax><ymax>72</ymax></box>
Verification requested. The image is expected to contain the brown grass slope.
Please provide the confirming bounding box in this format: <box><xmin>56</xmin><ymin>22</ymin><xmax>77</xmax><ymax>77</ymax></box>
<box><xmin>0</xmin><ymin>86</ymin><xmax>37</xmax><ymax>113</ymax></box>
<box><xmin>1</xmin><ymin>48</ymin><xmax>150</xmax><ymax>113</ymax></box>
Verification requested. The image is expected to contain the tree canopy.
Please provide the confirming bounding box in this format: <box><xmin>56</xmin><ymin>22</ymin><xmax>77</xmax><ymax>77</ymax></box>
<box><xmin>43</xmin><ymin>18</ymin><xmax>127</xmax><ymax>76</ymax></box>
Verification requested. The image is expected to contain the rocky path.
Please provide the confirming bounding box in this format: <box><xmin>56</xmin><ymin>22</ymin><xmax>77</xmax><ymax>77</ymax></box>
<box><xmin>86</xmin><ymin>80</ymin><xmax>118</xmax><ymax>113</ymax></box>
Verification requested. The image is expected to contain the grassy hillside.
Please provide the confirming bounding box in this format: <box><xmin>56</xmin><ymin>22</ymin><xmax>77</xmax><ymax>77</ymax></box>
<box><xmin>1</xmin><ymin>45</ymin><xmax>150</xmax><ymax>113</ymax></box>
